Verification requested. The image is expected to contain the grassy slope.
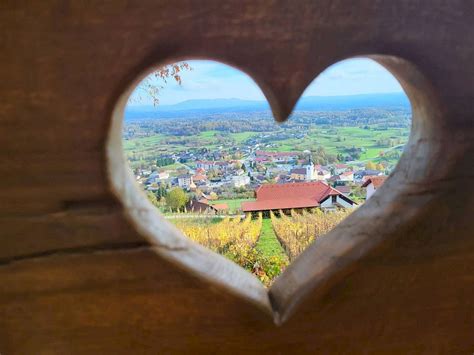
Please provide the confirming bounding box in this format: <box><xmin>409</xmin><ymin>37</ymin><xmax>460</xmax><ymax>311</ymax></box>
<box><xmin>209</xmin><ymin>198</ymin><xmax>255</xmax><ymax>213</ymax></box>
<box><xmin>230</xmin><ymin>131</ymin><xmax>258</xmax><ymax>143</ymax></box>
<box><xmin>267</xmin><ymin>126</ymin><xmax>409</xmax><ymax>163</ymax></box>
<box><xmin>256</xmin><ymin>218</ymin><xmax>287</xmax><ymax>258</ymax></box>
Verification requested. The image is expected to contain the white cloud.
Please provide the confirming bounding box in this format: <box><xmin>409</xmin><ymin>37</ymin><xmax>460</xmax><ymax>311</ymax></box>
<box><xmin>129</xmin><ymin>58</ymin><xmax>404</xmax><ymax>106</ymax></box>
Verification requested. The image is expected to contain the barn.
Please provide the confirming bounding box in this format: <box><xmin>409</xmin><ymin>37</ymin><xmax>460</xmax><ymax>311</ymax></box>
<box><xmin>241</xmin><ymin>181</ymin><xmax>357</xmax><ymax>216</ymax></box>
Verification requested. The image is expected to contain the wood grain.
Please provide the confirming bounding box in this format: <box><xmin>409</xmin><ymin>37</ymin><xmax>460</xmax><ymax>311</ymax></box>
<box><xmin>1</xmin><ymin>0</ymin><xmax>473</xmax><ymax>353</ymax></box>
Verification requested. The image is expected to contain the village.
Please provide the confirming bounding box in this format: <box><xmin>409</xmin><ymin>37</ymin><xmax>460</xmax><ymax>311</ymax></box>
<box><xmin>121</xmin><ymin>74</ymin><xmax>410</xmax><ymax>285</ymax></box>
<box><xmin>135</xmin><ymin>147</ymin><xmax>388</xmax><ymax>215</ymax></box>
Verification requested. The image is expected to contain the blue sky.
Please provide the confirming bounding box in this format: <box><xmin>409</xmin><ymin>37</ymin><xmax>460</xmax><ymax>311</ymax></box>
<box><xmin>129</xmin><ymin>58</ymin><xmax>404</xmax><ymax>106</ymax></box>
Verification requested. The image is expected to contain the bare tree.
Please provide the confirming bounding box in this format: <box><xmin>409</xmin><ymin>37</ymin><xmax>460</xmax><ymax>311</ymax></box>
<box><xmin>133</xmin><ymin>62</ymin><xmax>192</xmax><ymax>105</ymax></box>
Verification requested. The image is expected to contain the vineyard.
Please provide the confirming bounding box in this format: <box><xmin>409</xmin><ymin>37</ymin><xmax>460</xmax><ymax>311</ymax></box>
<box><xmin>172</xmin><ymin>208</ymin><xmax>352</xmax><ymax>285</ymax></box>
<box><xmin>271</xmin><ymin>209</ymin><xmax>352</xmax><ymax>261</ymax></box>
<box><xmin>173</xmin><ymin>214</ymin><xmax>262</xmax><ymax>270</ymax></box>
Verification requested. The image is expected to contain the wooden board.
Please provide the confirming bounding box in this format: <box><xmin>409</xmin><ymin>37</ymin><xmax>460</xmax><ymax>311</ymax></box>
<box><xmin>1</xmin><ymin>0</ymin><xmax>473</xmax><ymax>353</ymax></box>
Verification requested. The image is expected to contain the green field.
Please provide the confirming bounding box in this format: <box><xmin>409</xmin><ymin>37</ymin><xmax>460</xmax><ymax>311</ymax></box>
<box><xmin>124</xmin><ymin>130</ymin><xmax>261</xmax><ymax>169</ymax></box>
<box><xmin>230</xmin><ymin>131</ymin><xmax>258</xmax><ymax>143</ymax></box>
<box><xmin>256</xmin><ymin>219</ymin><xmax>287</xmax><ymax>259</ymax></box>
<box><xmin>209</xmin><ymin>198</ymin><xmax>255</xmax><ymax>213</ymax></box>
<box><xmin>124</xmin><ymin>124</ymin><xmax>409</xmax><ymax>169</ymax></box>
<box><xmin>265</xmin><ymin>126</ymin><xmax>409</xmax><ymax>163</ymax></box>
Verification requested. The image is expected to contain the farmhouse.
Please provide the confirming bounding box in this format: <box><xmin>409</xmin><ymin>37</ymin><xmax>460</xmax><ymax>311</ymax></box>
<box><xmin>185</xmin><ymin>199</ymin><xmax>228</xmax><ymax>214</ymax></box>
<box><xmin>241</xmin><ymin>181</ymin><xmax>357</xmax><ymax>215</ymax></box>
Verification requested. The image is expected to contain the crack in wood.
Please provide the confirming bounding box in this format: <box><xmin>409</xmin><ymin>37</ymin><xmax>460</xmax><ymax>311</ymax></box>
<box><xmin>0</xmin><ymin>241</ymin><xmax>158</xmax><ymax>267</ymax></box>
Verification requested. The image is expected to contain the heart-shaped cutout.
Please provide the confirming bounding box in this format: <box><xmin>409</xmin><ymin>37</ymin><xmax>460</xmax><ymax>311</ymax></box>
<box><xmin>107</xmin><ymin>57</ymin><xmax>413</xmax><ymax>324</ymax></box>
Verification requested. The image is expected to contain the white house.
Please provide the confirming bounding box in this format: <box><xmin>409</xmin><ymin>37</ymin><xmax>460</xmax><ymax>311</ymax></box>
<box><xmin>315</xmin><ymin>168</ymin><xmax>331</xmax><ymax>181</ymax></box>
<box><xmin>196</xmin><ymin>161</ymin><xmax>231</xmax><ymax>171</ymax></box>
<box><xmin>320</xmin><ymin>194</ymin><xmax>355</xmax><ymax>209</ymax></box>
<box><xmin>232</xmin><ymin>175</ymin><xmax>250</xmax><ymax>188</ymax></box>
<box><xmin>362</xmin><ymin>176</ymin><xmax>387</xmax><ymax>200</ymax></box>
<box><xmin>196</xmin><ymin>161</ymin><xmax>212</xmax><ymax>170</ymax></box>
<box><xmin>334</xmin><ymin>163</ymin><xmax>349</xmax><ymax>175</ymax></box>
<box><xmin>177</xmin><ymin>174</ymin><xmax>193</xmax><ymax>189</ymax></box>
<box><xmin>339</xmin><ymin>171</ymin><xmax>354</xmax><ymax>182</ymax></box>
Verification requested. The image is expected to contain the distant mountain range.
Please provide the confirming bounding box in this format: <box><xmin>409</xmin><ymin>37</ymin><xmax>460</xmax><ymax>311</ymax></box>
<box><xmin>124</xmin><ymin>93</ymin><xmax>410</xmax><ymax>120</ymax></box>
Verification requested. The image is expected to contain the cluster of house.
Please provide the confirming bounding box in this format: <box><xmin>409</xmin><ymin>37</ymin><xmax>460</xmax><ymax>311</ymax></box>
<box><xmin>137</xmin><ymin>149</ymin><xmax>388</xmax><ymax>214</ymax></box>
<box><xmin>138</xmin><ymin>159</ymin><xmax>250</xmax><ymax>192</ymax></box>
<box><xmin>175</xmin><ymin>162</ymin><xmax>251</xmax><ymax>192</ymax></box>
<box><xmin>253</xmin><ymin>150</ymin><xmax>380</xmax><ymax>185</ymax></box>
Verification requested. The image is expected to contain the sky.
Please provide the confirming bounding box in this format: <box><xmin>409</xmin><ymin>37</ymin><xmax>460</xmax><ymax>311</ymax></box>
<box><xmin>129</xmin><ymin>58</ymin><xmax>404</xmax><ymax>106</ymax></box>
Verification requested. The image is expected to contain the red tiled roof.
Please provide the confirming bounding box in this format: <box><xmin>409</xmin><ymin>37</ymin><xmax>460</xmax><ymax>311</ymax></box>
<box><xmin>242</xmin><ymin>181</ymin><xmax>345</xmax><ymax>212</ymax></box>
<box><xmin>335</xmin><ymin>185</ymin><xmax>351</xmax><ymax>194</ymax></box>
<box><xmin>212</xmin><ymin>203</ymin><xmax>229</xmax><ymax>210</ymax></box>
<box><xmin>290</xmin><ymin>168</ymin><xmax>306</xmax><ymax>175</ymax></box>
<box><xmin>362</xmin><ymin>176</ymin><xmax>387</xmax><ymax>188</ymax></box>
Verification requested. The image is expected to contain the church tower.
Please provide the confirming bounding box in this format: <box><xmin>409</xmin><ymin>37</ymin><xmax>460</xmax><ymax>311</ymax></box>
<box><xmin>305</xmin><ymin>156</ymin><xmax>314</xmax><ymax>181</ymax></box>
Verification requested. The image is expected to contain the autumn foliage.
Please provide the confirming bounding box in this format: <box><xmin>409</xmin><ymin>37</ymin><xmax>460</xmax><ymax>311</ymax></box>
<box><xmin>138</xmin><ymin>63</ymin><xmax>192</xmax><ymax>106</ymax></box>
<box><xmin>173</xmin><ymin>214</ymin><xmax>262</xmax><ymax>270</ymax></box>
<box><xmin>271</xmin><ymin>209</ymin><xmax>352</xmax><ymax>261</ymax></box>
<box><xmin>172</xmin><ymin>209</ymin><xmax>351</xmax><ymax>286</ymax></box>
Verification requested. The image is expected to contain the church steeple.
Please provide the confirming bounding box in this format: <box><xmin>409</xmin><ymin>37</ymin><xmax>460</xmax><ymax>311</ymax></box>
<box><xmin>306</xmin><ymin>155</ymin><xmax>314</xmax><ymax>181</ymax></box>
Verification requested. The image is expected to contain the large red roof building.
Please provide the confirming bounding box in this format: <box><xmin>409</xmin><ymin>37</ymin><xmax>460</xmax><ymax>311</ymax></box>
<box><xmin>241</xmin><ymin>181</ymin><xmax>357</xmax><ymax>213</ymax></box>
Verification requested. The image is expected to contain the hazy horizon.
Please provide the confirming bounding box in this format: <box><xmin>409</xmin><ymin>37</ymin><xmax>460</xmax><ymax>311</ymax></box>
<box><xmin>128</xmin><ymin>59</ymin><xmax>405</xmax><ymax>107</ymax></box>
<box><xmin>130</xmin><ymin>91</ymin><xmax>406</xmax><ymax>108</ymax></box>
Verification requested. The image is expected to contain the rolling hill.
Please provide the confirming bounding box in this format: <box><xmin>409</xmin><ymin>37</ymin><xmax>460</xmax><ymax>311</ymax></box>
<box><xmin>124</xmin><ymin>92</ymin><xmax>410</xmax><ymax>121</ymax></box>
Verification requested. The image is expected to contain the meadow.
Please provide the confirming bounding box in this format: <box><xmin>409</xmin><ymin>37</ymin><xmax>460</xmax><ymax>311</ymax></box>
<box><xmin>209</xmin><ymin>198</ymin><xmax>256</xmax><ymax>214</ymax></box>
<box><xmin>124</xmin><ymin>124</ymin><xmax>409</xmax><ymax>169</ymax></box>
<box><xmin>265</xmin><ymin>126</ymin><xmax>409</xmax><ymax>163</ymax></box>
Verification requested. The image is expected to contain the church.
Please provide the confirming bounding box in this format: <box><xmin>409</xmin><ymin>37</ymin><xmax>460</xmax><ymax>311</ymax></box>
<box><xmin>289</xmin><ymin>157</ymin><xmax>321</xmax><ymax>182</ymax></box>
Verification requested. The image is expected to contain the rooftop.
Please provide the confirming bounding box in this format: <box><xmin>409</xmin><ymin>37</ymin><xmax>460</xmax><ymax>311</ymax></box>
<box><xmin>242</xmin><ymin>181</ymin><xmax>348</xmax><ymax>212</ymax></box>
<box><xmin>362</xmin><ymin>176</ymin><xmax>387</xmax><ymax>189</ymax></box>
<box><xmin>290</xmin><ymin>168</ymin><xmax>307</xmax><ymax>175</ymax></box>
